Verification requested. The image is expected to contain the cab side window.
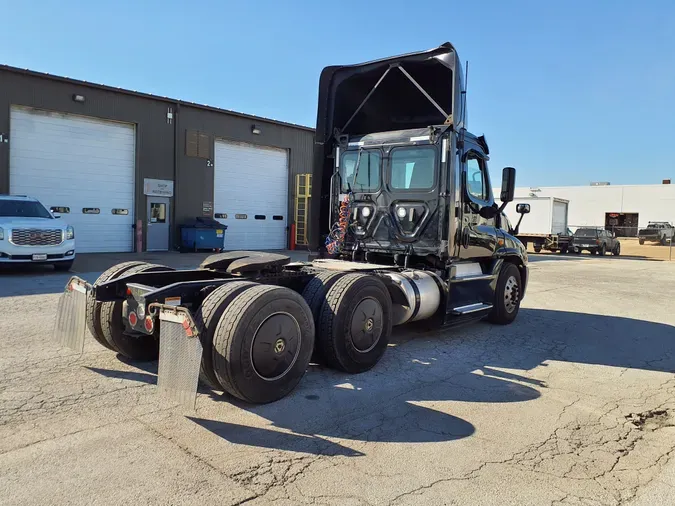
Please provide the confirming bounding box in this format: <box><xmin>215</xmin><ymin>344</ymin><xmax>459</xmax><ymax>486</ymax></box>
<box><xmin>466</xmin><ymin>155</ymin><xmax>488</xmax><ymax>201</ymax></box>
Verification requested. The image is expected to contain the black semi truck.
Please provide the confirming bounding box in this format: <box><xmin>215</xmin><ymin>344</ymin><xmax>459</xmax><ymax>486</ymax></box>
<box><xmin>54</xmin><ymin>43</ymin><xmax>530</xmax><ymax>407</ymax></box>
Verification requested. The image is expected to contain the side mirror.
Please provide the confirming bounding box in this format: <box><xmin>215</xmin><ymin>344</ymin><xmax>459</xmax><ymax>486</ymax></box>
<box><xmin>500</xmin><ymin>167</ymin><xmax>516</xmax><ymax>203</ymax></box>
<box><xmin>516</xmin><ymin>203</ymin><xmax>531</xmax><ymax>214</ymax></box>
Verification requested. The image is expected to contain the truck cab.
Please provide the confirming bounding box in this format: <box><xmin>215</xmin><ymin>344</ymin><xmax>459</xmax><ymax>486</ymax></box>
<box><xmin>312</xmin><ymin>42</ymin><xmax>529</xmax><ymax>325</ymax></box>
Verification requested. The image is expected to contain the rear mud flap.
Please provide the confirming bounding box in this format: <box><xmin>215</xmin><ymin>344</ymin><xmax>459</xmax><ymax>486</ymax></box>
<box><xmin>154</xmin><ymin>305</ymin><xmax>203</xmax><ymax>410</ymax></box>
<box><xmin>53</xmin><ymin>276</ymin><xmax>91</xmax><ymax>353</ymax></box>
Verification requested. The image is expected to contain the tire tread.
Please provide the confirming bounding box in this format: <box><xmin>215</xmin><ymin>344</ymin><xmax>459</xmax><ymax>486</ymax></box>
<box><xmin>86</xmin><ymin>261</ymin><xmax>145</xmax><ymax>350</ymax></box>
<box><xmin>100</xmin><ymin>263</ymin><xmax>173</xmax><ymax>358</ymax></box>
<box><xmin>194</xmin><ymin>281</ymin><xmax>257</xmax><ymax>389</ymax></box>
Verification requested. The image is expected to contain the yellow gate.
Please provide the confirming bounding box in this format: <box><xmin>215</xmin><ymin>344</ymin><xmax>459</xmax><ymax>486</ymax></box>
<box><xmin>294</xmin><ymin>174</ymin><xmax>312</xmax><ymax>247</ymax></box>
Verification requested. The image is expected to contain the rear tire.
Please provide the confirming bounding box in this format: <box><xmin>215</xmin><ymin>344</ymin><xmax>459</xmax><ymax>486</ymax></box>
<box><xmin>533</xmin><ymin>245</ymin><xmax>542</xmax><ymax>253</ymax></box>
<box><xmin>661</xmin><ymin>236</ymin><xmax>667</xmax><ymax>246</ymax></box>
<box><xmin>317</xmin><ymin>273</ymin><xmax>393</xmax><ymax>374</ymax></box>
<box><xmin>212</xmin><ymin>285</ymin><xmax>314</xmax><ymax>404</ymax></box>
<box><xmin>639</xmin><ymin>238</ymin><xmax>645</xmax><ymax>245</ymax></box>
<box><xmin>599</xmin><ymin>244</ymin><xmax>606</xmax><ymax>256</ymax></box>
<box><xmin>613</xmin><ymin>243</ymin><xmax>621</xmax><ymax>256</ymax></box>
<box><xmin>194</xmin><ymin>281</ymin><xmax>257</xmax><ymax>389</ymax></box>
<box><xmin>100</xmin><ymin>263</ymin><xmax>174</xmax><ymax>361</ymax></box>
<box><xmin>86</xmin><ymin>261</ymin><xmax>146</xmax><ymax>351</ymax></box>
<box><xmin>487</xmin><ymin>262</ymin><xmax>522</xmax><ymax>325</ymax></box>
<box><xmin>302</xmin><ymin>271</ymin><xmax>344</xmax><ymax>362</ymax></box>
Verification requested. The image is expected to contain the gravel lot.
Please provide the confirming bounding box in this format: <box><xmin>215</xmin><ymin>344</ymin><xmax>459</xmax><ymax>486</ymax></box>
<box><xmin>1</xmin><ymin>254</ymin><xmax>674</xmax><ymax>506</ymax></box>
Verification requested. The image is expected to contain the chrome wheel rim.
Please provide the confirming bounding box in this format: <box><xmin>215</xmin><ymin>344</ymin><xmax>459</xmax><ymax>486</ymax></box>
<box><xmin>504</xmin><ymin>276</ymin><xmax>520</xmax><ymax>314</ymax></box>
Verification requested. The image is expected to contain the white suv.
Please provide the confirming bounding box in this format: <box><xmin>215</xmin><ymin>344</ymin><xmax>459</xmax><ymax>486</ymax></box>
<box><xmin>0</xmin><ymin>195</ymin><xmax>76</xmax><ymax>271</ymax></box>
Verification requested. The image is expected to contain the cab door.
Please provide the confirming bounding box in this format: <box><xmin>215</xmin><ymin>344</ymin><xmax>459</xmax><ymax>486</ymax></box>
<box><xmin>458</xmin><ymin>146</ymin><xmax>498</xmax><ymax>259</ymax></box>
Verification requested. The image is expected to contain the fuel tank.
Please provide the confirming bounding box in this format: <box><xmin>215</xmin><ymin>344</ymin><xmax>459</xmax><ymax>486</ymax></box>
<box><xmin>381</xmin><ymin>270</ymin><xmax>442</xmax><ymax>326</ymax></box>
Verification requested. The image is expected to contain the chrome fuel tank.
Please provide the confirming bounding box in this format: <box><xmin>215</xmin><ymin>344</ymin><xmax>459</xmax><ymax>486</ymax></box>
<box><xmin>382</xmin><ymin>270</ymin><xmax>442</xmax><ymax>326</ymax></box>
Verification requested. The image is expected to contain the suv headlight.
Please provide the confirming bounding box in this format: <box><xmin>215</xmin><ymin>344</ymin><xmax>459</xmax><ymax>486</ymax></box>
<box><xmin>65</xmin><ymin>226</ymin><xmax>75</xmax><ymax>240</ymax></box>
<box><xmin>0</xmin><ymin>227</ymin><xmax>4</xmax><ymax>240</ymax></box>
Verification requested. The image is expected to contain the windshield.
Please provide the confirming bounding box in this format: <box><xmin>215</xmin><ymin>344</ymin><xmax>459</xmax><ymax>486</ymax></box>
<box><xmin>390</xmin><ymin>147</ymin><xmax>436</xmax><ymax>190</ymax></box>
<box><xmin>574</xmin><ymin>228</ymin><xmax>599</xmax><ymax>238</ymax></box>
<box><xmin>0</xmin><ymin>200</ymin><xmax>53</xmax><ymax>219</ymax></box>
<box><xmin>340</xmin><ymin>150</ymin><xmax>381</xmax><ymax>192</ymax></box>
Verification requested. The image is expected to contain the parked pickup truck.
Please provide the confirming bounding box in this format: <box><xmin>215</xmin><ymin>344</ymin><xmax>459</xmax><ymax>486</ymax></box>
<box><xmin>570</xmin><ymin>228</ymin><xmax>620</xmax><ymax>256</ymax></box>
<box><xmin>638</xmin><ymin>222</ymin><xmax>674</xmax><ymax>245</ymax></box>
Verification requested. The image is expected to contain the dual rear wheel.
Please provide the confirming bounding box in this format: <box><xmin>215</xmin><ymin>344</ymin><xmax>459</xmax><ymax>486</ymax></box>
<box><xmin>197</xmin><ymin>272</ymin><xmax>393</xmax><ymax>402</ymax></box>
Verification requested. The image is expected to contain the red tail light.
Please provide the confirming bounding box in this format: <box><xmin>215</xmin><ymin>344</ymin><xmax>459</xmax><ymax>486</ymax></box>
<box><xmin>126</xmin><ymin>287</ymin><xmax>132</xmax><ymax>296</ymax></box>
<box><xmin>144</xmin><ymin>316</ymin><xmax>154</xmax><ymax>333</ymax></box>
<box><xmin>128</xmin><ymin>311</ymin><xmax>138</xmax><ymax>326</ymax></box>
<box><xmin>596</xmin><ymin>239</ymin><xmax>601</xmax><ymax>245</ymax></box>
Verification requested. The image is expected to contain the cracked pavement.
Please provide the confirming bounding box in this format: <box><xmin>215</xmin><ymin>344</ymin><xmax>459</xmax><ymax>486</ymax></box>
<box><xmin>0</xmin><ymin>254</ymin><xmax>674</xmax><ymax>505</ymax></box>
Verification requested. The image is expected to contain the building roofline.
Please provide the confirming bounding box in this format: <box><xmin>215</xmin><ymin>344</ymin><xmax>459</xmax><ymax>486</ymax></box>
<box><xmin>0</xmin><ymin>64</ymin><xmax>315</xmax><ymax>133</ymax></box>
<box><xmin>517</xmin><ymin>183</ymin><xmax>674</xmax><ymax>189</ymax></box>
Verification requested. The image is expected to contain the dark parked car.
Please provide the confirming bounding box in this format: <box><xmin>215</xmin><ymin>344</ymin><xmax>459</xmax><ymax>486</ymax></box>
<box><xmin>571</xmin><ymin>228</ymin><xmax>620</xmax><ymax>256</ymax></box>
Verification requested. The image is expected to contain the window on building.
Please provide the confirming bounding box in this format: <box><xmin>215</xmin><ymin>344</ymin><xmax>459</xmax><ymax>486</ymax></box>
<box><xmin>150</xmin><ymin>203</ymin><xmax>166</xmax><ymax>223</ymax></box>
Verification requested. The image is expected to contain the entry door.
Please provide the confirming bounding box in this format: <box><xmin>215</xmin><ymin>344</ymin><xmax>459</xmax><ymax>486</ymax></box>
<box><xmin>459</xmin><ymin>152</ymin><xmax>498</xmax><ymax>259</ymax></box>
<box><xmin>147</xmin><ymin>197</ymin><xmax>170</xmax><ymax>251</ymax></box>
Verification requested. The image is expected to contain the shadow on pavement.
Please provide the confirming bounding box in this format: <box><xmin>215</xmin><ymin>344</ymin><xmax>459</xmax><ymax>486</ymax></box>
<box><xmin>87</xmin><ymin>308</ymin><xmax>675</xmax><ymax>455</ymax></box>
<box><xmin>85</xmin><ymin>366</ymin><xmax>158</xmax><ymax>385</ymax></box>
<box><xmin>187</xmin><ymin>418</ymin><xmax>365</xmax><ymax>457</ymax></box>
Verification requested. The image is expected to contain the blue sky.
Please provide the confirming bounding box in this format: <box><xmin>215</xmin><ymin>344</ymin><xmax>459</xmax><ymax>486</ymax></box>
<box><xmin>1</xmin><ymin>0</ymin><xmax>673</xmax><ymax>187</ymax></box>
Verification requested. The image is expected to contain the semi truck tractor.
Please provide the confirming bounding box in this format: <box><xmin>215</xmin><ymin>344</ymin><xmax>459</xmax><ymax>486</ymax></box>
<box><xmin>54</xmin><ymin>42</ymin><xmax>530</xmax><ymax>407</ymax></box>
<box><xmin>505</xmin><ymin>196</ymin><xmax>571</xmax><ymax>253</ymax></box>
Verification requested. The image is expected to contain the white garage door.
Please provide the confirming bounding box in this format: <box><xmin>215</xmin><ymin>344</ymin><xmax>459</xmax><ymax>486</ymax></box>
<box><xmin>214</xmin><ymin>140</ymin><xmax>288</xmax><ymax>250</ymax></box>
<box><xmin>9</xmin><ymin>107</ymin><xmax>135</xmax><ymax>253</ymax></box>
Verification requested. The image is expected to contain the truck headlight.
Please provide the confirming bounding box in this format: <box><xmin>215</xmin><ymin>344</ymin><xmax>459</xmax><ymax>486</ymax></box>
<box><xmin>65</xmin><ymin>226</ymin><xmax>75</xmax><ymax>240</ymax></box>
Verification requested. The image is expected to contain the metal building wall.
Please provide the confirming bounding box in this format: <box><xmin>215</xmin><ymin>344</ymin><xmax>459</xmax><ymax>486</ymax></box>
<box><xmin>514</xmin><ymin>185</ymin><xmax>675</xmax><ymax>230</ymax></box>
<box><xmin>0</xmin><ymin>68</ymin><xmax>175</xmax><ymax>250</ymax></box>
<box><xmin>176</xmin><ymin>106</ymin><xmax>315</xmax><ymax>248</ymax></box>
<box><xmin>0</xmin><ymin>66</ymin><xmax>315</xmax><ymax>251</ymax></box>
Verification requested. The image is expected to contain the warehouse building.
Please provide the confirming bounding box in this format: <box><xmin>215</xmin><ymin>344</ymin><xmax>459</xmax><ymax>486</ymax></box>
<box><xmin>513</xmin><ymin>181</ymin><xmax>675</xmax><ymax>236</ymax></box>
<box><xmin>0</xmin><ymin>65</ymin><xmax>314</xmax><ymax>253</ymax></box>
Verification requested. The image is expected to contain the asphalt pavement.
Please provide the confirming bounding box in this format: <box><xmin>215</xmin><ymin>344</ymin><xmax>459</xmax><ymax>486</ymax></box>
<box><xmin>1</xmin><ymin>253</ymin><xmax>674</xmax><ymax>505</ymax></box>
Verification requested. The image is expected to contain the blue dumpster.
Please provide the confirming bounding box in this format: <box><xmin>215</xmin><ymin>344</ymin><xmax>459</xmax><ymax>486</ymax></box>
<box><xmin>180</xmin><ymin>217</ymin><xmax>227</xmax><ymax>252</ymax></box>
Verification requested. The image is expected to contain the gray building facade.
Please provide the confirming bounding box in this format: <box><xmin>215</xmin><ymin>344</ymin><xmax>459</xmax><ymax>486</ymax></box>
<box><xmin>0</xmin><ymin>65</ymin><xmax>314</xmax><ymax>253</ymax></box>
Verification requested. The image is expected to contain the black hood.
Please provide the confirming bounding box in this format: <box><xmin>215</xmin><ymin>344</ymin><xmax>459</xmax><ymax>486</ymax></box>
<box><xmin>309</xmin><ymin>43</ymin><xmax>465</xmax><ymax>249</ymax></box>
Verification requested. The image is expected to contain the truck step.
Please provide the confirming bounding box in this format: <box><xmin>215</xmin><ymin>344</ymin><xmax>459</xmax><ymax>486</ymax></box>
<box><xmin>451</xmin><ymin>302</ymin><xmax>493</xmax><ymax>315</ymax></box>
